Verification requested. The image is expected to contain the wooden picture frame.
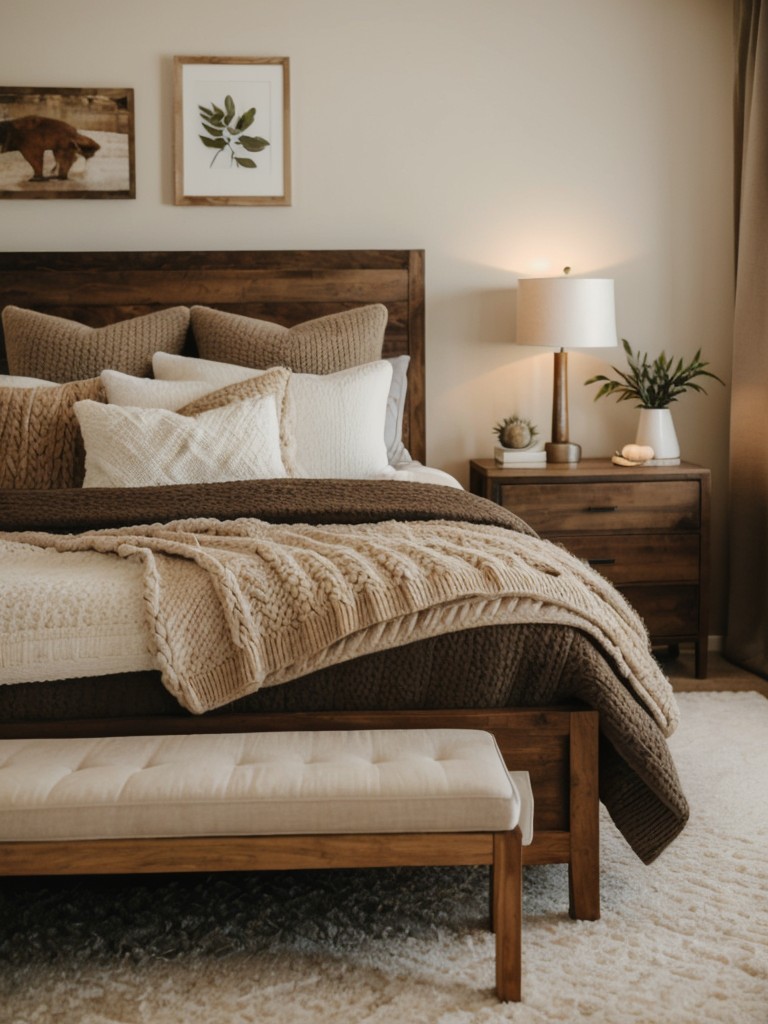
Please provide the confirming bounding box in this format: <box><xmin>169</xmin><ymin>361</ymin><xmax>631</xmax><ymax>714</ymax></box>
<box><xmin>174</xmin><ymin>57</ymin><xmax>291</xmax><ymax>206</ymax></box>
<box><xmin>0</xmin><ymin>86</ymin><xmax>135</xmax><ymax>199</ymax></box>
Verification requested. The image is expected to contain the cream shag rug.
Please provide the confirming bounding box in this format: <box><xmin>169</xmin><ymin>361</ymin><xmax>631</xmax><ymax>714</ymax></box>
<box><xmin>1</xmin><ymin>691</ymin><xmax>766</xmax><ymax>1024</ymax></box>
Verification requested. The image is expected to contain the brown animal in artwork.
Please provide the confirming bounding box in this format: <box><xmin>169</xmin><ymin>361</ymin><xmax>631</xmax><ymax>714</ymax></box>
<box><xmin>0</xmin><ymin>115</ymin><xmax>100</xmax><ymax>181</ymax></box>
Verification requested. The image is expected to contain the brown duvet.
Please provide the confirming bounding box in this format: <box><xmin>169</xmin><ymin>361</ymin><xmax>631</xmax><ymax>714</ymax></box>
<box><xmin>0</xmin><ymin>478</ymin><xmax>689</xmax><ymax>863</ymax></box>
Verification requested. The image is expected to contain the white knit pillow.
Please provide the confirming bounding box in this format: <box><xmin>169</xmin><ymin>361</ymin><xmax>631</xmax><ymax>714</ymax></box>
<box><xmin>101</xmin><ymin>369</ymin><xmax>215</xmax><ymax>410</ymax></box>
<box><xmin>289</xmin><ymin>361</ymin><xmax>392</xmax><ymax>478</ymax></box>
<box><xmin>153</xmin><ymin>352</ymin><xmax>398</xmax><ymax>475</ymax></box>
<box><xmin>74</xmin><ymin>396</ymin><xmax>286</xmax><ymax>487</ymax></box>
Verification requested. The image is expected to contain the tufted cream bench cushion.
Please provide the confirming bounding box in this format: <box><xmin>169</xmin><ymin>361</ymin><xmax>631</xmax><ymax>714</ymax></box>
<box><xmin>0</xmin><ymin>728</ymin><xmax>531</xmax><ymax>1001</ymax></box>
<box><xmin>0</xmin><ymin>728</ymin><xmax>530</xmax><ymax>843</ymax></box>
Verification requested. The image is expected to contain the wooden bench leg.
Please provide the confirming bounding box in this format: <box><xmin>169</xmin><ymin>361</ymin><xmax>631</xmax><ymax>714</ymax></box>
<box><xmin>492</xmin><ymin>828</ymin><xmax>522</xmax><ymax>1002</ymax></box>
<box><xmin>568</xmin><ymin>710</ymin><xmax>600</xmax><ymax>921</ymax></box>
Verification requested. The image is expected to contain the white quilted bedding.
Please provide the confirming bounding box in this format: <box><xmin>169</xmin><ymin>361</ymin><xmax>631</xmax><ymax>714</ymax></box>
<box><xmin>0</xmin><ymin>464</ymin><xmax>461</xmax><ymax>687</ymax></box>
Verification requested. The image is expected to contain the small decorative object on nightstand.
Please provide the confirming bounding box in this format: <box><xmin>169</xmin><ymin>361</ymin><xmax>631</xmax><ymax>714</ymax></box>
<box><xmin>469</xmin><ymin>457</ymin><xmax>711</xmax><ymax>678</ymax></box>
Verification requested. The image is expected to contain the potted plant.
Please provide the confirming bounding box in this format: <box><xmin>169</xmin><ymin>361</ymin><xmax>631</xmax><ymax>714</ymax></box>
<box><xmin>584</xmin><ymin>340</ymin><xmax>724</xmax><ymax>461</ymax></box>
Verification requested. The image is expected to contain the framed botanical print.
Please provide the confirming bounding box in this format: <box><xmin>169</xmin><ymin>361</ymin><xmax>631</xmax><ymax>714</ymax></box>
<box><xmin>173</xmin><ymin>56</ymin><xmax>291</xmax><ymax>206</ymax></box>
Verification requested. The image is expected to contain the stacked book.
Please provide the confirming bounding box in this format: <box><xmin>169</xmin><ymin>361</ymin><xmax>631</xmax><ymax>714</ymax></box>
<box><xmin>493</xmin><ymin>446</ymin><xmax>547</xmax><ymax>468</ymax></box>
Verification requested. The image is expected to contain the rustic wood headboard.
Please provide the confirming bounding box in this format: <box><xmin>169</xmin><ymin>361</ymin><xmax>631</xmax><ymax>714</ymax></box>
<box><xmin>0</xmin><ymin>249</ymin><xmax>426</xmax><ymax>463</ymax></box>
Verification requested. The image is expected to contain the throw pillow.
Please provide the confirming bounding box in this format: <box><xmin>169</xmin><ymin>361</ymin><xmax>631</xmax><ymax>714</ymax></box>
<box><xmin>288</xmin><ymin>361</ymin><xmax>392</xmax><ymax>478</ymax></box>
<box><xmin>2</xmin><ymin>306</ymin><xmax>191</xmax><ymax>383</ymax></box>
<box><xmin>153</xmin><ymin>351</ymin><xmax>409</xmax><ymax>467</ymax></box>
<box><xmin>101</xmin><ymin>369</ymin><xmax>215</xmax><ymax>410</ymax></box>
<box><xmin>74</xmin><ymin>395</ymin><xmax>287</xmax><ymax>488</ymax></box>
<box><xmin>153</xmin><ymin>352</ymin><xmax>393</xmax><ymax>479</ymax></box>
<box><xmin>190</xmin><ymin>304</ymin><xmax>387</xmax><ymax>374</ymax></box>
<box><xmin>0</xmin><ymin>377</ymin><xmax>106</xmax><ymax>489</ymax></box>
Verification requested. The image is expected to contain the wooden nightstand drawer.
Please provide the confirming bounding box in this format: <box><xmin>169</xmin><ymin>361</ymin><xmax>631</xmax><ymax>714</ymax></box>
<box><xmin>560</xmin><ymin>533</ymin><xmax>699</xmax><ymax>585</ymax></box>
<box><xmin>498</xmin><ymin>480</ymin><xmax>700</xmax><ymax>534</ymax></box>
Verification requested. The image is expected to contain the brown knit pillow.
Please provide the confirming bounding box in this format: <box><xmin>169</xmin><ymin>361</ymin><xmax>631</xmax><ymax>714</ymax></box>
<box><xmin>0</xmin><ymin>377</ymin><xmax>106</xmax><ymax>489</ymax></box>
<box><xmin>190</xmin><ymin>304</ymin><xmax>387</xmax><ymax>374</ymax></box>
<box><xmin>2</xmin><ymin>306</ymin><xmax>191</xmax><ymax>383</ymax></box>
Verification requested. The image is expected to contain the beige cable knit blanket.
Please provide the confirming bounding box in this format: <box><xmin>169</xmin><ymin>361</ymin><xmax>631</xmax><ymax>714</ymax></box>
<box><xmin>5</xmin><ymin>516</ymin><xmax>678</xmax><ymax>732</ymax></box>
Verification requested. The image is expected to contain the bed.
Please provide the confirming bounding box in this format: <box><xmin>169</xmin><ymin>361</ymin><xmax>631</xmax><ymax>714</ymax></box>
<box><xmin>0</xmin><ymin>249</ymin><xmax>689</xmax><ymax>920</ymax></box>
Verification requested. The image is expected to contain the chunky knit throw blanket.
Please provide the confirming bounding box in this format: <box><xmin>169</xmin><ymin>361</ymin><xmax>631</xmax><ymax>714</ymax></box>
<box><xmin>5</xmin><ymin>513</ymin><xmax>678</xmax><ymax>731</ymax></box>
<box><xmin>0</xmin><ymin>480</ymin><xmax>688</xmax><ymax>863</ymax></box>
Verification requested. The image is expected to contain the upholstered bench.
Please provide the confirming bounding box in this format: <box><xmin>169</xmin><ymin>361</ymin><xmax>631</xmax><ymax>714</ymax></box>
<box><xmin>0</xmin><ymin>728</ymin><xmax>533</xmax><ymax>1002</ymax></box>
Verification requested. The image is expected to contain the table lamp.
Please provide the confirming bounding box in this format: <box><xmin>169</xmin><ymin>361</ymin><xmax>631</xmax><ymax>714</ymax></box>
<box><xmin>516</xmin><ymin>271</ymin><xmax>617</xmax><ymax>464</ymax></box>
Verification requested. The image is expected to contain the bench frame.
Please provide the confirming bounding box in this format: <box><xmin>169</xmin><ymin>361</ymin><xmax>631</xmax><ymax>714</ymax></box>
<box><xmin>0</xmin><ymin>824</ymin><xmax>523</xmax><ymax>1002</ymax></box>
<box><xmin>0</xmin><ymin>704</ymin><xmax>600</xmax><ymax>923</ymax></box>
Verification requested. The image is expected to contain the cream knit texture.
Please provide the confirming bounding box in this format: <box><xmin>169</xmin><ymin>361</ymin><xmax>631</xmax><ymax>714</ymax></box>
<box><xmin>3</xmin><ymin>517</ymin><xmax>678</xmax><ymax>734</ymax></box>
<box><xmin>74</xmin><ymin>397</ymin><xmax>286</xmax><ymax>488</ymax></box>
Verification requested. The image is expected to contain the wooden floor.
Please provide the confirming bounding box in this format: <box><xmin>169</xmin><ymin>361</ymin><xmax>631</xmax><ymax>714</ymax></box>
<box><xmin>665</xmin><ymin>648</ymin><xmax>768</xmax><ymax>698</ymax></box>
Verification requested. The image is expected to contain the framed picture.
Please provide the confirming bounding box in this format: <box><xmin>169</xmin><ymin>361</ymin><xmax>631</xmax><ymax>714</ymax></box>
<box><xmin>0</xmin><ymin>86</ymin><xmax>135</xmax><ymax>199</ymax></box>
<box><xmin>174</xmin><ymin>57</ymin><xmax>291</xmax><ymax>206</ymax></box>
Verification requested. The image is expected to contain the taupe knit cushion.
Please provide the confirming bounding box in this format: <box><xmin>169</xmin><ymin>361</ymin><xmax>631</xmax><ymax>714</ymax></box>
<box><xmin>190</xmin><ymin>304</ymin><xmax>387</xmax><ymax>374</ymax></box>
<box><xmin>2</xmin><ymin>306</ymin><xmax>191</xmax><ymax>383</ymax></box>
<box><xmin>0</xmin><ymin>378</ymin><xmax>106</xmax><ymax>489</ymax></box>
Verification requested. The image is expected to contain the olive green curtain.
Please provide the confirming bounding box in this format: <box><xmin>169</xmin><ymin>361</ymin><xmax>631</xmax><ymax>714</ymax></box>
<box><xmin>725</xmin><ymin>0</ymin><xmax>768</xmax><ymax>674</ymax></box>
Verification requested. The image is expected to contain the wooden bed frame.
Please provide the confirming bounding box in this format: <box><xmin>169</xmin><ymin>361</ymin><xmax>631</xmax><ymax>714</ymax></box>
<box><xmin>0</xmin><ymin>248</ymin><xmax>599</xmax><ymax>920</ymax></box>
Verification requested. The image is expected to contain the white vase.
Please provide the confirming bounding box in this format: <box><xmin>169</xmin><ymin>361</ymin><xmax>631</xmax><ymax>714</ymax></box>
<box><xmin>634</xmin><ymin>408</ymin><xmax>680</xmax><ymax>463</ymax></box>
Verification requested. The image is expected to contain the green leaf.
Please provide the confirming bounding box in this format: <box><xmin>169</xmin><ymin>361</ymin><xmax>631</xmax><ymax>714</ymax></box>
<box><xmin>201</xmin><ymin>123</ymin><xmax>224</xmax><ymax>138</ymax></box>
<box><xmin>585</xmin><ymin>338</ymin><xmax>724</xmax><ymax>408</ymax></box>
<box><xmin>224</xmin><ymin>95</ymin><xmax>236</xmax><ymax>123</ymax></box>
<box><xmin>199</xmin><ymin>135</ymin><xmax>226</xmax><ymax>149</ymax></box>
<box><xmin>201</xmin><ymin>110</ymin><xmax>225</xmax><ymax>128</ymax></box>
<box><xmin>234</xmin><ymin>108</ymin><xmax>256</xmax><ymax>133</ymax></box>
<box><xmin>234</xmin><ymin>156</ymin><xmax>257</xmax><ymax>168</ymax></box>
<box><xmin>239</xmin><ymin>135</ymin><xmax>270</xmax><ymax>152</ymax></box>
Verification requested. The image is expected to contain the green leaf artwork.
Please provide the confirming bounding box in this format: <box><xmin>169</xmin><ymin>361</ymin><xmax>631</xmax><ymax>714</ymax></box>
<box><xmin>198</xmin><ymin>95</ymin><xmax>270</xmax><ymax>169</ymax></box>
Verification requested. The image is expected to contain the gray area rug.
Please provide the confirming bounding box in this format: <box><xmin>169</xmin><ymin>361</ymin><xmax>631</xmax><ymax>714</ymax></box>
<box><xmin>1</xmin><ymin>691</ymin><xmax>766</xmax><ymax>1023</ymax></box>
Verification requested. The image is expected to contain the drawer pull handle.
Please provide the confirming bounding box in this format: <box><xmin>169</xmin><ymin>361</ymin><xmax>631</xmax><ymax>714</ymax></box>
<box><xmin>586</xmin><ymin>505</ymin><xmax>618</xmax><ymax>513</ymax></box>
<box><xmin>588</xmin><ymin>558</ymin><xmax>616</xmax><ymax>566</ymax></box>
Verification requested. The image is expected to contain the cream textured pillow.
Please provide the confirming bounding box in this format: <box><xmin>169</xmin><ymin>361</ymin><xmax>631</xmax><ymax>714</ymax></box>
<box><xmin>289</xmin><ymin>361</ymin><xmax>393</xmax><ymax>478</ymax></box>
<box><xmin>153</xmin><ymin>353</ymin><xmax>393</xmax><ymax>478</ymax></box>
<box><xmin>0</xmin><ymin>377</ymin><xmax>106</xmax><ymax>489</ymax></box>
<box><xmin>0</xmin><ymin>375</ymin><xmax>57</xmax><ymax>389</ymax></box>
<box><xmin>103</xmin><ymin>366</ymin><xmax>294</xmax><ymax>471</ymax></box>
<box><xmin>101</xmin><ymin>369</ymin><xmax>215</xmax><ymax>410</ymax></box>
<box><xmin>153</xmin><ymin>351</ymin><xmax>410</xmax><ymax>467</ymax></box>
<box><xmin>190</xmin><ymin>304</ymin><xmax>388</xmax><ymax>374</ymax></box>
<box><xmin>2</xmin><ymin>306</ymin><xmax>191</xmax><ymax>383</ymax></box>
<box><xmin>74</xmin><ymin>395</ymin><xmax>287</xmax><ymax>488</ymax></box>
<box><xmin>153</xmin><ymin>351</ymin><xmax>260</xmax><ymax>387</ymax></box>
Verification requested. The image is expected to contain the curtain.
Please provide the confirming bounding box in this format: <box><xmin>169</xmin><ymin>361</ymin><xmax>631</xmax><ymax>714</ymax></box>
<box><xmin>725</xmin><ymin>0</ymin><xmax>768</xmax><ymax>674</ymax></box>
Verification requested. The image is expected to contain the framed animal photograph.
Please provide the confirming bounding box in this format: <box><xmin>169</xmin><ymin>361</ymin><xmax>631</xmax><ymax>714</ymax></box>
<box><xmin>174</xmin><ymin>57</ymin><xmax>291</xmax><ymax>206</ymax></box>
<box><xmin>0</xmin><ymin>86</ymin><xmax>135</xmax><ymax>199</ymax></box>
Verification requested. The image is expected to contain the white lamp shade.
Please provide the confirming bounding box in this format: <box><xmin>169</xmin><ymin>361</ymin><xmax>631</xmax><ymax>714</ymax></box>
<box><xmin>516</xmin><ymin>277</ymin><xmax>617</xmax><ymax>350</ymax></box>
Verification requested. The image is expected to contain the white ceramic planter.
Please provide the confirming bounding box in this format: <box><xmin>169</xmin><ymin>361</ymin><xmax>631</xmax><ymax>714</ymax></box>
<box><xmin>634</xmin><ymin>408</ymin><xmax>680</xmax><ymax>463</ymax></box>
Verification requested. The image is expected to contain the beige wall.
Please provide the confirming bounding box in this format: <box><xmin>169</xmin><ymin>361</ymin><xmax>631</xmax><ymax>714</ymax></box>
<box><xmin>1</xmin><ymin>0</ymin><xmax>734</xmax><ymax>635</ymax></box>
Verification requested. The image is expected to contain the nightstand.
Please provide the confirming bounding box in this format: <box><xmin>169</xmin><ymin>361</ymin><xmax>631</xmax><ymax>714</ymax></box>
<box><xmin>469</xmin><ymin>458</ymin><xmax>711</xmax><ymax>678</ymax></box>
